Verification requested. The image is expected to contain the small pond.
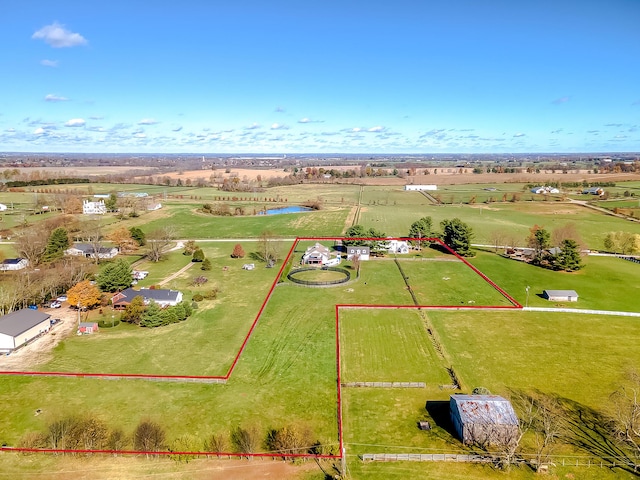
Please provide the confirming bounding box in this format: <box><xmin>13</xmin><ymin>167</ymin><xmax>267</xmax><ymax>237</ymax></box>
<box><xmin>258</xmin><ymin>206</ymin><xmax>313</xmax><ymax>215</ymax></box>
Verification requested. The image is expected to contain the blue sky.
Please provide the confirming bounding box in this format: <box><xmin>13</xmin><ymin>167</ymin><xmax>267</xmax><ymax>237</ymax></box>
<box><xmin>1</xmin><ymin>0</ymin><xmax>639</xmax><ymax>154</ymax></box>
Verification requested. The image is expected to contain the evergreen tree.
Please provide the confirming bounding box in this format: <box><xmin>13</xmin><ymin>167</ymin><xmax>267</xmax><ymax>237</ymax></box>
<box><xmin>104</xmin><ymin>192</ymin><xmax>118</xmax><ymax>212</ymax></box>
<box><xmin>140</xmin><ymin>301</ymin><xmax>163</xmax><ymax>327</ymax></box>
<box><xmin>408</xmin><ymin>217</ymin><xmax>433</xmax><ymax>249</ymax></box>
<box><xmin>201</xmin><ymin>258</ymin><xmax>212</xmax><ymax>271</ymax></box>
<box><xmin>96</xmin><ymin>259</ymin><xmax>133</xmax><ymax>292</ymax></box>
<box><xmin>172</xmin><ymin>302</ymin><xmax>187</xmax><ymax>321</ymax></box>
<box><xmin>440</xmin><ymin>218</ymin><xmax>474</xmax><ymax>256</ymax></box>
<box><xmin>554</xmin><ymin>239</ymin><xmax>583</xmax><ymax>271</ymax></box>
<box><xmin>43</xmin><ymin>227</ymin><xmax>70</xmax><ymax>262</ymax></box>
<box><xmin>160</xmin><ymin>308</ymin><xmax>178</xmax><ymax>325</ymax></box>
<box><xmin>192</xmin><ymin>248</ymin><xmax>205</xmax><ymax>262</ymax></box>
<box><xmin>180</xmin><ymin>301</ymin><xmax>193</xmax><ymax>317</ymax></box>
<box><xmin>129</xmin><ymin>227</ymin><xmax>146</xmax><ymax>246</ymax></box>
<box><xmin>343</xmin><ymin>224</ymin><xmax>368</xmax><ymax>246</ymax></box>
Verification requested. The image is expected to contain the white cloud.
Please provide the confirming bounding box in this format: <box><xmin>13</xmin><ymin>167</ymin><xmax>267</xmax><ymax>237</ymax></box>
<box><xmin>32</xmin><ymin>22</ymin><xmax>87</xmax><ymax>48</ymax></box>
<box><xmin>299</xmin><ymin>118</ymin><xmax>311</xmax><ymax>123</ymax></box>
<box><xmin>513</xmin><ymin>132</ymin><xmax>526</xmax><ymax>137</ymax></box>
<box><xmin>172</xmin><ymin>126</ymin><xmax>183</xmax><ymax>132</ymax></box>
<box><xmin>368</xmin><ymin>126</ymin><xmax>385</xmax><ymax>132</ymax></box>
<box><xmin>271</xmin><ymin>123</ymin><xmax>289</xmax><ymax>130</ymax></box>
<box><xmin>65</xmin><ymin>118</ymin><xmax>85</xmax><ymax>127</ymax></box>
<box><xmin>138</xmin><ymin>118</ymin><xmax>158</xmax><ymax>125</ymax></box>
<box><xmin>45</xmin><ymin>94</ymin><xmax>69</xmax><ymax>102</ymax></box>
<box><xmin>245</xmin><ymin>123</ymin><xmax>261</xmax><ymax>130</ymax></box>
<box><xmin>133</xmin><ymin>133</ymin><xmax>147</xmax><ymax>138</ymax></box>
<box><xmin>352</xmin><ymin>127</ymin><xmax>362</xmax><ymax>132</ymax></box>
<box><xmin>40</xmin><ymin>59</ymin><xmax>59</xmax><ymax>67</ymax></box>
<box><xmin>33</xmin><ymin>127</ymin><xmax>46</xmax><ymax>135</ymax></box>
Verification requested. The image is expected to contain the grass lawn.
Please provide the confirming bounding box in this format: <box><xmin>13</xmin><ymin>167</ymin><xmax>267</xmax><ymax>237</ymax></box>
<box><xmin>397</xmin><ymin>257</ymin><xmax>515</xmax><ymax>306</ymax></box>
<box><xmin>468</xmin><ymin>250</ymin><xmax>640</xmax><ymax>312</ymax></box>
<box><xmin>428</xmin><ymin>309</ymin><xmax>640</xmax><ymax>409</ymax></box>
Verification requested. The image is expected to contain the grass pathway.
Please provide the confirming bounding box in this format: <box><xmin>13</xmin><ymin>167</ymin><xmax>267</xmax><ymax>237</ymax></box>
<box><xmin>158</xmin><ymin>261</ymin><xmax>196</xmax><ymax>286</ymax></box>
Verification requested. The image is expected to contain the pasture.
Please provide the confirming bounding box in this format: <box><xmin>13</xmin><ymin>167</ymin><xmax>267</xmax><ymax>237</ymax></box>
<box><xmin>1</xmin><ymin>178</ymin><xmax>640</xmax><ymax>479</ymax></box>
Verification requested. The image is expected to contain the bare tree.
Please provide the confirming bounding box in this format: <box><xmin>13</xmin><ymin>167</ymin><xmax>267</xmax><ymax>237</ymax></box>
<box><xmin>230</xmin><ymin>425</ymin><xmax>260</xmax><ymax>457</ymax></box>
<box><xmin>15</xmin><ymin>225</ymin><xmax>48</xmax><ymax>266</ymax></box>
<box><xmin>147</xmin><ymin>226</ymin><xmax>176</xmax><ymax>262</ymax></box>
<box><xmin>488</xmin><ymin>230</ymin><xmax>508</xmax><ymax>253</ymax></box>
<box><xmin>610</xmin><ymin>374</ymin><xmax>640</xmax><ymax>471</ymax></box>
<box><xmin>257</xmin><ymin>231</ymin><xmax>282</xmax><ymax>263</ymax></box>
<box><xmin>133</xmin><ymin>420</ymin><xmax>166</xmax><ymax>457</ymax></box>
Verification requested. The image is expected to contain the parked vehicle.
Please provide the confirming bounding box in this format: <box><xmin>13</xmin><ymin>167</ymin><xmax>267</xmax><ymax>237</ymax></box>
<box><xmin>50</xmin><ymin>301</ymin><xmax>61</xmax><ymax>308</ymax></box>
<box><xmin>56</xmin><ymin>295</ymin><xmax>68</xmax><ymax>302</ymax></box>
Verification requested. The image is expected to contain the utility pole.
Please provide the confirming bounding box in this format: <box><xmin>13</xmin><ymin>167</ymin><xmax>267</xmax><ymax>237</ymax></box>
<box><xmin>525</xmin><ymin>286</ymin><xmax>530</xmax><ymax>308</ymax></box>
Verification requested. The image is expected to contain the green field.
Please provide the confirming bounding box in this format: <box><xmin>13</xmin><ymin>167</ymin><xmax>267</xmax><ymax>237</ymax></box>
<box><xmin>1</xmin><ymin>181</ymin><xmax>640</xmax><ymax>479</ymax></box>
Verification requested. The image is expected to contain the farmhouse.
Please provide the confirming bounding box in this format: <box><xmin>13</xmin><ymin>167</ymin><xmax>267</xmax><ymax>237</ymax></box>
<box><xmin>302</xmin><ymin>243</ymin><xmax>331</xmax><ymax>265</ymax></box>
<box><xmin>65</xmin><ymin>243</ymin><xmax>119</xmax><ymax>260</ymax></box>
<box><xmin>543</xmin><ymin>289</ymin><xmax>579</xmax><ymax>302</ymax></box>
<box><xmin>346</xmin><ymin>246</ymin><xmax>370</xmax><ymax>261</ymax></box>
<box><xmin>0</xmin><ymin>309</ymin><xmax>51</xmax><ymax>353</ymax></box>
<box><xmin>0</xmin><ymin>203</ymin><xmax>7</xmax><ymax>211</ymax></box>
<box><xmin>582</xmin><ymin>187</ymin><xmax>605</xmax><ymax>196</ymax></box>
<box><xmin>530</xmin><ymin>186</ymin><xmax>560</xmax><ymax>194</ymax></box>
<box><xmin>405</xmin><ymin>184</ymin><xmax>437</xmax><ymax>191</ymax></box>
<box><xmin>387</xmin><ymin>239</ymin><xmax>410</xmax><ymax>254</ymax></box>
<box><xmin>0</xmin><ymin>258</ymin><xmax>28</xmax><ymax>271</ymax></box>
<box><xmin>78</xmin><ymin>322</ymin><xmax>99</xmax><ymax>334</ymax></box>
<box><xmin>450</xmin><ymin>394</ymin><xmax>519</xmax><ymax>446</ymax></box>
<box><xmin>112</xmin><ymin>288</ymin><xmax>183</xmax><ymax>308</ymax></box>
<box><xmin>82</xmin><ymin>199</ymin><xmax>107</xmax><ymax>215</ymax></box>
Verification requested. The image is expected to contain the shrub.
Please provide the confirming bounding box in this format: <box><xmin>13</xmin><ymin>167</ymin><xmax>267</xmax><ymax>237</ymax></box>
<box><xmin>192</xmin><ymin>294</ymin><xmax>204</xmax><ymax>302</ymax></box>
<box><xmin>97</xmin><ymin>319</ymin><xmax>120</xmax><ymax>328</ymax></box>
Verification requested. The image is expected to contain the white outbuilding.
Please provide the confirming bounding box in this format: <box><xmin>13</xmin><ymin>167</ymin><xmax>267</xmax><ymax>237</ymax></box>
<box><xmin>0</xmin><ymin>309</ymin><xmax>51</xmax><ymax>353</ymax></box>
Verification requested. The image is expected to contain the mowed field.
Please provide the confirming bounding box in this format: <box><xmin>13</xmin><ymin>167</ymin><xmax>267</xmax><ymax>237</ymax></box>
<box><xmin>1</xmin><ymin>179</ymin><xmax>640</xmax><ymax>479</ymax></box>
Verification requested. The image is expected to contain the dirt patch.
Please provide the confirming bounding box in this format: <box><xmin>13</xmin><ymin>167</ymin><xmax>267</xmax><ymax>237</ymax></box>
<box><xmin>0</xmin><ymin>454</ymin><xmax>321</xmax><ymax>480</ymax></box>
<box><xmin>0</xmin><ymin>306</ymin><xmax>79</xmax><ymax>371</ymax></box>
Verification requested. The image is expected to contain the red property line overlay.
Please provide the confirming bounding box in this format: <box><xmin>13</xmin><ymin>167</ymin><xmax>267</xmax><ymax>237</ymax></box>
<box><xmin>1</xmin><ymin>236</ymin><xmax>521</xmax><ymax>460</ymax></box>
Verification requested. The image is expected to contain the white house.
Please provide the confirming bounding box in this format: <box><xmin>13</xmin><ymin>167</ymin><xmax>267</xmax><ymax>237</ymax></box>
<box><xmin>0</xmin><ymin>309</ymin><xmax>51</xmax><ymax>353</ymax></box>
<box><xmin>147</xmin><ymin>202</ymin><xmax>162</xmax><ymax>211</ymax></box>
<box><xmin>405</xmin><ymin>184</ymin><xmax>437</xmax><ymax>191</ymax></box>
<box><xmin>542</xmin><ymin>289</ymin><xmax>578</xmax><ymax>302</ymax></box>
<box><xmin>387</xmin><ymin>239</ymin><xmax>410</xmax><ymax>254</ymax></box>
<box><xmin>65</xmin><ymin>243</ymin><xmax>118</xmax><ymax>259</ymax></box>
<box><xmin>0</xmin><ymin>258</ymin><xmax>28</xmax><ymax>271</ymax></box>
<box><xmin>530</xmin><ymin>186</ymin><xmax>560</xmax><ymax>194</ymax></box>
<box><xmin>0</xmin><ymin>203</ymin><xmax>7</xmax><ymax>211</ymax></box>
<box><xmin>302</xmin><ymin>243</ymin><xmax>331</xmax><ymax>265</ymax></box>
<box><xmin>112</xmin><ymin>288</ymin><xmax>183</xmax><ymax>308</ymax></box>
<box><xmin>82</xmin><ymin>199</ymin><xmax>107</xmax><ymax>215</ymax></box>
<box><xmin>346</xmin><ymin>246</ymin><xmax>370</xmax><ymax>261</ymax></box>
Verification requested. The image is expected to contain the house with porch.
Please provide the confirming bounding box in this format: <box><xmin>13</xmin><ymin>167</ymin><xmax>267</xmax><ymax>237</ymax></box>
<box><xmin>112</xmin><ymin>288</ymin><xmax>183</xmax><ymax>308</ymax></box>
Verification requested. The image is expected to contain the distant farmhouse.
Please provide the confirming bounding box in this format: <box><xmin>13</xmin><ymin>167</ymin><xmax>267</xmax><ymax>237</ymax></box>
<box><xmin>78</xmin><ymin>322</ymin><xmax>99</xmax><ymax>334</ymax></box>
<box><xmin>112</xmin><ymin>288</ymin><xmax>183</xmax><ymax>309</ymax></box>
<box><xmin>0</xmin><ymin>203</ymin><xmax>7</xmax><ymax>211</ymax></box>
<box><xmin>346</xmin><ymin>246</ymin><xmax>370</xmax><ymax>261</ymax></box>
<box><xmin>386</xmin><ymin>239</ymin><xmax>410</xmax><ymax>254</ymax></box>
<box><xmin>65</xmin><ymin>243</ymin><xmax>118</xmax><ymax>260</ymax></box>
<box><xmin>0</xmin><ymin>309</ymin><xmax>51</xmax><ymax>353</ymax></box>
<box><xmin>302</xmin><ymin>243</ymin><xmax>341</xmax><ymax>266</ymax></box>
<box><xmin>582</xmin><ymin>187</ymin><xmax>605</xmax><ymax>196</ymax></box>
<box><xmin>543</xmin><ymin>289</ymin><xmax>578</xmax><ymax>302</ymax></box>
<box><xmin>82</xmin><ymin>199</ymin><xmax>107</xmax><ymax>215</ymax></box>
<box><xmin>530</xmin><ymin>186</ymin><xmax>559</xmax><ymax>194</ymax></box>
<box><xmin>450</xmin><ymin>394</ymin><xmax>519</xmax><ymax>446</ymax></box>
<box><xmin>0</xmin><ymin>258</ymin><xmax>28</xmax><ymax>271</ymax></box>
<box><xmin>405</xmin><ymin>184</ymin><xmax>437</xmax><ymax>191</ymax></box>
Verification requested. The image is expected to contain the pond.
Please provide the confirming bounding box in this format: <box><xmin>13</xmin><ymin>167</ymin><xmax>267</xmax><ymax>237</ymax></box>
<box><xmin>258</xmin><ymin>206</ymin><xmax>313</xmax><ymax>215</ymax></box>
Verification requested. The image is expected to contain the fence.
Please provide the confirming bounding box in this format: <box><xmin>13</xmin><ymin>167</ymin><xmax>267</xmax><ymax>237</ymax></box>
<box><xmin>287</xmin><ymin>267</ymin><xmax>351</xmax><ymax>286</ymax></box>
<box><xmin>359</xmin><ymin>451</ymin><xmax>636</xmax><ymax>470</ymax></box>
<box><xmin>342</xmin><ymin>381</ymin><xmax>425</xmax><ymax>388</ymax></box>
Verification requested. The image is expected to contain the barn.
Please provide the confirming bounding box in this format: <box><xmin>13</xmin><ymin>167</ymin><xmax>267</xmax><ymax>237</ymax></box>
<box><xmin>543</xmin><ymin>289</ymin><xmax>579</xmax><ymax>302</ymax></box>
<box><xmin>0</xmin><ymin>309</ymin><xmax>51</xmax><ymax>353</ymax></box>
<box><xmin>450</xmin><ymin>394</ymin><xmax>519</xmax><ymax>446</ymax></box>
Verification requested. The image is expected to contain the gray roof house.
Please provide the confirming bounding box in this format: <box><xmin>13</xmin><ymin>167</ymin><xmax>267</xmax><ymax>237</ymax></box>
<box><xmin>65</xmin><ymin>243</ymin><xmax>118</xmax><ymax>259</ymax></box>
<box><xmin>450</xmin><ymin>394</ymin><xmax>519</xmax><ymax>446</ymax></box>
<box><xmin>112</xmin><ymin>288</ymin><xmax>183</xmax><ymax>308</ymax></box>
<box><xmin>0</xmin><ymin>309</ymin><xmax>51</xmax><ymax>353</ymax></box>
<box><xmin>543</xmin><ymin>289</ymin><xmax>578</xmax><ymax>302</ymax></box>
<box><xmin>0</xmin><ymin>258</ymin><xmax>28</xmax><ymax>271</ymax></box>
